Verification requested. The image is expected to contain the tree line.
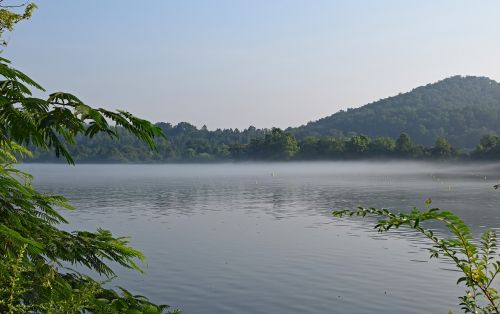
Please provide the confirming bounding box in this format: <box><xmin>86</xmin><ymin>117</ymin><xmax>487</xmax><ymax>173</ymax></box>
<box><xmin>290</xmin><ymin>75</ymin><xmax>500</xmax><ymax>149</ymax></box>
<box><xmin>25</xmin><ymin>122</ymin><xmax>500</xmax><ymax>162</ymax></box>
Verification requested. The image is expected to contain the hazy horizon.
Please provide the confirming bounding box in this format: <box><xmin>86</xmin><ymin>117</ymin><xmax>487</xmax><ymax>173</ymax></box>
<box><xmin>5</xmin><ymin>1</ymin><xmax>500</xmax><ymax>129</ymax></box>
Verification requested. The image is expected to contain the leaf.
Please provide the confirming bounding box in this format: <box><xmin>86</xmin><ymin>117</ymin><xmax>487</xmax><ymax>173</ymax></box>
<box><xmin>425</xmin><ymin>197</ymin><xmax>432</xmax><ymax>208</ymax></box>
<box><xmin>457</xmin><ymin>277</ymin><xmax>467</xmax><ymax>285</ymax></box>
<box><xmin>0</xmin><ymin>55</ymin><xmax>170</xmax><ymax>311</ymax></box>
<box><xmin>143</xmin><ymin>305</ymin><xmax>161</xmax><ymax>314</ymax></box>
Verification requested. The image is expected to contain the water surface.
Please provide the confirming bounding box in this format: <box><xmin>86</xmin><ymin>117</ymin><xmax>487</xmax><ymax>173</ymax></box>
<box><xmin>21</xmin><ymin>162</ymin><xmax>500</xmax><ymax>313</ymax></box>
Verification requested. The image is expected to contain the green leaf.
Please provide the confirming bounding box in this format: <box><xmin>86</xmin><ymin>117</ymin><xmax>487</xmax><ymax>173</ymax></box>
<box><xmin>425</xmin><ymin>197</ymin><xmax>432</xmax><ymax>208</ymax></box>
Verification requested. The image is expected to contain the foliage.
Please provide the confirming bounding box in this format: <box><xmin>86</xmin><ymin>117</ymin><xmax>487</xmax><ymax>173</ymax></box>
<box><xmin>395</xmin><ymin>133</ymin><xmax>414</xmax><ymax>155</ymax></box>
<box><xmin>0</xmin><ymin>245</ymin><xmax>178</xmax><ymax>313</ymax></box>
<box><xmin>432</xmin><ymin>137</ymin><xmax>458</xmax><ymax>159</ymax></box>
<box><xmin>19</xmin><ymin>76</ymin><xmax>500</xmax><ymax>162</ymax></box>
<box><xmin>346</xmin><ymin>135</ymin><xmax>370</xmax><ymax>155</ymax></box>
<box><xmin>472</xmin><ymin>134</ymin><xmax>500</xmax><ymax>160</ymax></box>
<box><xmin>333</xmin><ymin>203</ymin><xmax>500</xmax><ymax>313</ymax></box>
<box><xmin>26</xmin><ymin>126</ymin><xmax>468</xmax><ymax>162</ymax></box>
<box><xmin>0</xmin><ymin>6</ymin><xmax>177</xmax><ymax>310</ymax></box>
<box><xmin>291</xmin><ymin>75</ymin><xmax>500</xmax><ymax>148</ymax></box>
<box><xmin>0</xmin><ymin>0</ymin><xmax>37</xmax><ymax>47</ymax></box>
<box><xmin>246</xmin><ymin>127</ymin><xmax>299</xmax><ymax>160</ymax></box>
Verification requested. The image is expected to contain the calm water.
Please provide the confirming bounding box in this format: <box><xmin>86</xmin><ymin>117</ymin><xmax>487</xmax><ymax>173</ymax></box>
<box><xmin>21</xmin><ymin>162</ymin><xmax>500</xmax><ymax>313</ymax></box>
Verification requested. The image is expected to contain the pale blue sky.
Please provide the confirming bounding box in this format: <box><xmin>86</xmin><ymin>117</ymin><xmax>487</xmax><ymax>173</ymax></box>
<box><xmin>4</xmin><ymin>1</ymin><xmax>500</xmax><ymax>129</ymax></box>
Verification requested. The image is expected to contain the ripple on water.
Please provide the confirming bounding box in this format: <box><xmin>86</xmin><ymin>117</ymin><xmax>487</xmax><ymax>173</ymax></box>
<box><xmin>22</xmin><ymin>162</ymin><xmax>500</xmax><ymax>313</ymax></box>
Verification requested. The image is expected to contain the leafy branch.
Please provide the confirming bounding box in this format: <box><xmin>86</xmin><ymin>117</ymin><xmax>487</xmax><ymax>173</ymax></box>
<box><xmin>333</xmin><ymin>203</ymin><xmax>499</xmax><ymax>313</ymax></box>
<box><xmin>0</xmin><ymin>23</ymin><xmax>176</xmax><ymax>313</ymax></box>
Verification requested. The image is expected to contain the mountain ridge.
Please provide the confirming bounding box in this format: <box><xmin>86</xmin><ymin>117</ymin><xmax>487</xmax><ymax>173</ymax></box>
<box><xmin>288</xmin><ymin>75</ymin><xmax>500</xmax><ymax>148</ymax></box>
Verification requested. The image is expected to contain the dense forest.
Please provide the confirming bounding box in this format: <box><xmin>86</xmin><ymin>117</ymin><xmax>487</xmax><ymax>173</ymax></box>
<box><xmin>25</xmin><ymin>75</ymin><xmax>500</xmax><ymax>163</ymax></box>
<box><xmin>290</xmin><ymin>76</ymin><xmax>500</xmax><ymax>148</ymax></box>
<box><xmin>25</xmin><ymin>123</ymin><xmax>500</xmax><ymax>162</ymax></box>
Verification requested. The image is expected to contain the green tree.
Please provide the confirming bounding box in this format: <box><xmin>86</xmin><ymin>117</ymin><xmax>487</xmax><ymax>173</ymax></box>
<box><xmin>369</xmin><ymin>137</ymin><xmax>395</xmax><ymax>156</ymax></box>
<box><xmin>395</xmin><ymin>133</ymin><xmax>414</xmax><ymax>155</ymax></box>
<box><xmin>432</xmin><ymin>137</ymin><xmax>458</xmax><ymax>159</ymax></box>
<box><xmin>0</xmin><ymin>2</ymin><xmax>177</xmax><ymax>312</ymax></box>
<box><xmin>297</xmin><ymin>136</ymin><xmax>320</xmax><ymax>159</ymax></box>
<box><xmin>346</xmin><ymin>135</ymin><xmax>370</xmax><ymax>155</ymax></box>
<box><xmin>316</xmin><ymin>137</ymin><xmax>345</xmax><ymax>158</ymax></box>
<box><xmin>472</xmin><ymin>135</ymin><xmax>500</xmax><ymax>159</ymax></box>
<box><xmin>247</xmin><ymin>128</ymin><xmax>299</xmax><ymax>160</ymax></box>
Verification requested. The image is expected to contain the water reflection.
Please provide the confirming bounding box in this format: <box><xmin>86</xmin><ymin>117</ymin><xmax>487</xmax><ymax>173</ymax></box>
<box><xmin>20</xmin><ymin>162</ymin><xmax>500</xmax><ymax>314</ymax></box>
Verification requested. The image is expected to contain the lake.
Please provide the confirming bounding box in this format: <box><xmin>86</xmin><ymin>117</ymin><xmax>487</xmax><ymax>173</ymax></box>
<box><xmin>21</xmin><ymin>161</ymin><xmax>500</xmax><ymax>313</ymax></box>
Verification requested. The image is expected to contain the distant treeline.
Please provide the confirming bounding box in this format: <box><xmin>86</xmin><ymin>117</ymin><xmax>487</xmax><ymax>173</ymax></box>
<box><xmin>289</xmin><ymin>76</ymin><xmax>500</xmax><ymax>148</ymax></box>
<box><xmin>24</xmin><ymin>76</ymin><xmax>500</xmax><ymax>163</ymax></box>
<box><xmin>24</xmin><ymin>122</ymin><xmax>500</xmax><ymax>163</ymax></box>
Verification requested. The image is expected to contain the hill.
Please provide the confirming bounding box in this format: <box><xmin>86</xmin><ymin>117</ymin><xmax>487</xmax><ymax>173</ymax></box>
<box><xmin>27</xmin><ymin>75</ymin><xmax>500</xmax><ymax>162</ymax></box>
<box><xmin>289</xmin><ymin>76</ymin><xmax>500</xmax><ymax>148</ymax></box>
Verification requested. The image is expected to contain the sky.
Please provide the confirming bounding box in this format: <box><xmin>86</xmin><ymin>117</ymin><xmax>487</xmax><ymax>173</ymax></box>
<box><xmin>4</xmin><ymin>0</ymin><xmax>500</xmax><ymax>129</ymax></box>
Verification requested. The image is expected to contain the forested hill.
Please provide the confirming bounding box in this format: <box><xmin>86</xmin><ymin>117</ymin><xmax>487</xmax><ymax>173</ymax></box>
<box><xmin>27</xmin><ymin>75</ymin><xmax>500</xmax><ymax>163</ymax></box>
<box><xmin>289</xmin><ymin>76</ymin><xmax>500</xmax><ymax>148</ymax></box>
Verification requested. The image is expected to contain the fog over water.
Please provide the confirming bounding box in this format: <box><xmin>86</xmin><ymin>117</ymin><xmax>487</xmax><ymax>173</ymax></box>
<box><xmin>21</xmin><ymin>161</ymin><xmax>500</xmax><ymax>313</ymax></box>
